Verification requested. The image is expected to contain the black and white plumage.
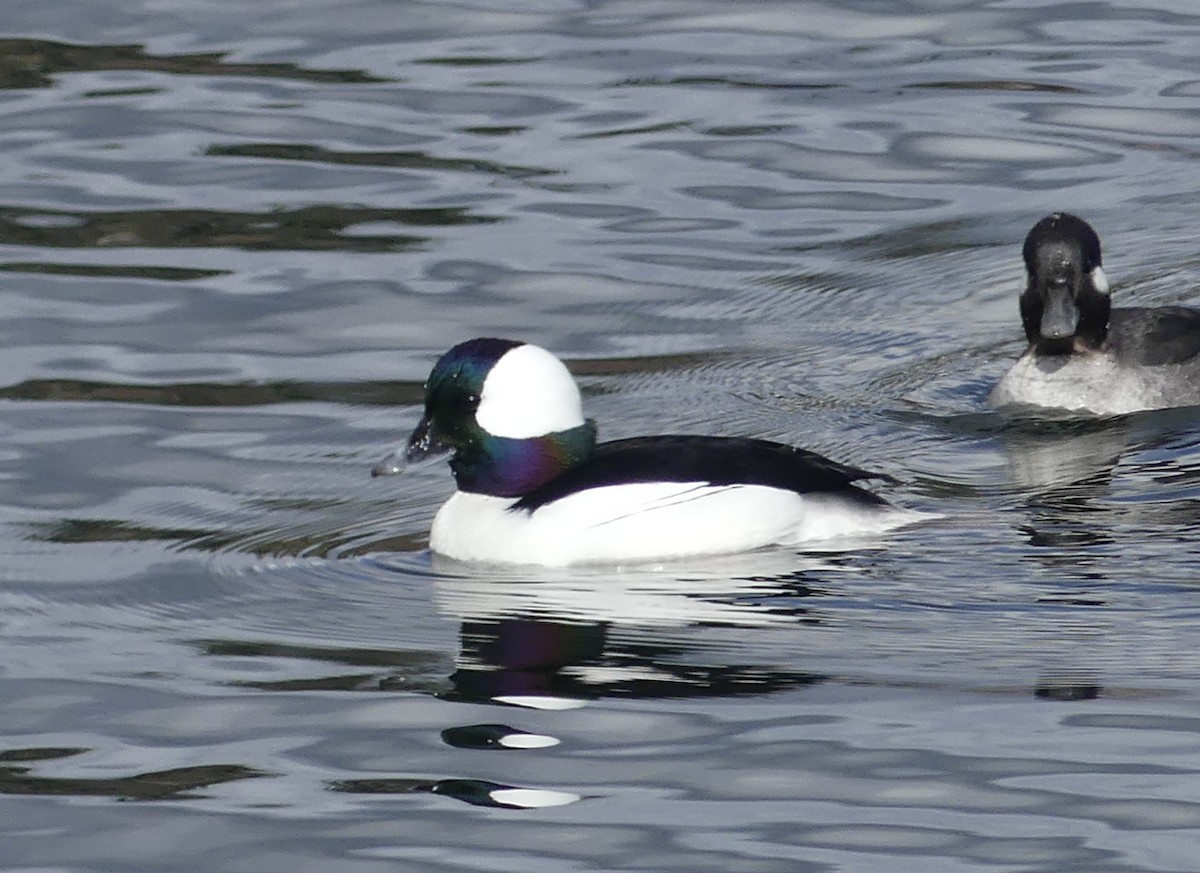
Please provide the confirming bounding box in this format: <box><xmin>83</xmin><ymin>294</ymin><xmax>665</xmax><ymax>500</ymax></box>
<box><xmin>374</xmin><ymin>338</ymin><xmax>920</xmax><ymax>565</ymax></box>
<box><xmin>991</xmin><ymin>212</ymin><xmax>1200</xmax><ymax>415</ymax></box>
<box><xmin>511</xmin><ymin>435</ymin><xmax>893</xmax><ymax>512</ymax></box>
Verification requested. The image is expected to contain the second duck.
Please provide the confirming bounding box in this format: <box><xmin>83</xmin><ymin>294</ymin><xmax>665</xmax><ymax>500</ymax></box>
<box><xmin>991</xmin><ymin>212</ymin><xmax>1200</xmax><ymax>415</ymax></box>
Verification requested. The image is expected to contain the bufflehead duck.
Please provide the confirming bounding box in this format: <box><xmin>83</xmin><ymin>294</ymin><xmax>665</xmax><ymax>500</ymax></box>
<box><xmin>990</xmin><ymin>212</ymin><xmax>1200</xmax><ymax>415</ymax></box>
<box><xmin>373</xmin><ymin>338</ymin><xmax>920</xmax><ymax>565</ymax></box>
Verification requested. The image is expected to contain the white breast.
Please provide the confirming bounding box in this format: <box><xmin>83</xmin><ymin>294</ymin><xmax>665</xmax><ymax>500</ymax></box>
<box><xmin>990</xmin><ymin>351</ymin><xmax>1190</xmax><ymax>416</ymax></box>
<box><xmin>428</xmin><ymin>482</ymin><xmax>918</xmax><ymax>566</ymax></box>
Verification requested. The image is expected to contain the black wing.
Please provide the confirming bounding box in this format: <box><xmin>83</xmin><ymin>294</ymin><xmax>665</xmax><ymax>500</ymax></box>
<box><xmin>511</xmin><ymin>435</ymin><xmax>894</xmax><ymax>512</ymax></box>
<box><xmin>1110</xmin><ymin>306</ymin><xmax>1200</xmax><ymax>366</ymax></box>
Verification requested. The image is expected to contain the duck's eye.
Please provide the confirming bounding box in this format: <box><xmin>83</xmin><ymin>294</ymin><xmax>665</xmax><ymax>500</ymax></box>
<box><xmin>459</xmin><ymin>392</ymin><xmax>480</xmax><ymax>411</ymax></box>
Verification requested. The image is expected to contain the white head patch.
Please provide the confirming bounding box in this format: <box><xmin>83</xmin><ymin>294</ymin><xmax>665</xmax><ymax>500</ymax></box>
<box><xmin>475</xmin><ymin>344</ymin><xmax>585</xmax><ymax>438</ymax></box>
<box><xmin>1090</xmin><ymin>266</ymin><xmax>1109</xmax><ymax>295</ymax></box>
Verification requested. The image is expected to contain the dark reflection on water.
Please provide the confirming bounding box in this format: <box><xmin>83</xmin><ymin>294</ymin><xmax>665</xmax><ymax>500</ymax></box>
<box><xmin>207</xmin><ymin>143</ymin><xmax>556</xmax><ymax>180</ymax></box>
<box><xmin>447</xmin><ymin>615</ymin><xmax>826</xmax><ymax>703</ymax></box>
<box><xmin>35</xmin><ymin>517</ymin><xmax>230</xmax><ymax>546</ymax></box>
<box><xmin>1035</xmin><ymin>680</ymin><xmax>1102</xmax><ymax>701</ymax></box>
<box><xmin>908</xmin><ymin>79</ymin><xmax>1085</xmax><ymax>94</ymax></box>
<box><xmin>0</xmin><ymin>37</ymin><xmax>385</xmax><ymax>89</ymax></box>
<box><xmin>0</xmin><ymin>204</ymin><xmax>499</xmax><ymax>252</ymax></box>
<box><xmin>0</xmin><ymin>377</ymin><xmax>425</xmax><ymax>407</ymax></box>
<box><xmin>0</xmin><ymin>353</ymin><xmax>716</xmax><ymax>408</ymax></box>
<box><xmin>0</xmin><ymin>262</ymin><xmax>227</xmax><ymax>280</ymax></box>
<box><xmin>202</xmin><ymin>638</ymin><xmax>452</xmax><ymax>695</ymax></box>
<box><xmin>0</xmin><ymin>747</ymin><xmax>265</xmax><ymax>800</ymax></box>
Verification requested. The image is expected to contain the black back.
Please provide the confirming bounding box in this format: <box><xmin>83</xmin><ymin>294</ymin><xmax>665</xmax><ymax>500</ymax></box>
<box><xmin>1109</xmin><ymin>306</ymin><xmax>1200</xmax><ymax>366</ymax></box>
<box><xmin>510</xmin><ymin>435</ymin><xmax>893</xmax><ymax>512</ymax></box>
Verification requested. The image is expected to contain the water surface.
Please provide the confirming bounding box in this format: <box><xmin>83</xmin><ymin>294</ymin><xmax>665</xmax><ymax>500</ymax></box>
<box><xmin>3</xmin><ymin>1</ymin><xmax>1200</xmax><ymax>870</ymax></box>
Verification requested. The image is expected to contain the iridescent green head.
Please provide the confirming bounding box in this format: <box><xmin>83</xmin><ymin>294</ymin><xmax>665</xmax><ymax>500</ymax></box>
<box><xmin>374</xmin><ymin>338</ymin><xmax>597</xmax><ymax>497</ymax></box>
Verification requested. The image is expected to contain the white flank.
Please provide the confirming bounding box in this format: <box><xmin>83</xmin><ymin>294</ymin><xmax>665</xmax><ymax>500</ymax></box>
<box><xmin>475</xmin><ymin>344</ymin><xmax>585</xmax><ymax>438</ymax></box>
<box><xmin>428</xmin><ymin>482</ymin><xmax>918</xmax><ymax>566</ymax></box>
<box><xmin>990</xmin><ymin>350</ymin><xmax>1199</xmax><ymax>416</ymax></box>
<box><xmin>1090</xmin><ymin>265</ymin><xmax>1109</xmax><ymax>295</ymax></box>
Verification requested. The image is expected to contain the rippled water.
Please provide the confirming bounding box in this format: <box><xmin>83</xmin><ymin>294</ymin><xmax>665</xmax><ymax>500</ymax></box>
<box><xmin>3</xmin><ymin>1</ymin><xmax>1200</xmax><ymax>870</ymax></box>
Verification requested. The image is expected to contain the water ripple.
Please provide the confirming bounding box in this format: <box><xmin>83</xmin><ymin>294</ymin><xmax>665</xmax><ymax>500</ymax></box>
<box><xmin>4</xmin><ymin>1</ymin><xmax>1200</xmax><ymax>870</ymax></box>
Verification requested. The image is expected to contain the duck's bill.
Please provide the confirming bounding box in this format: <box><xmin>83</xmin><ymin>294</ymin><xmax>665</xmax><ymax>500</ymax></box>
<box><xmin>1039</xmin><ymin>283</ymin><xmax>1079</xmax><ymax>340</ymax></box>
<box><xmin>371</xmin><ymin>414</ymin><xmax>450</xmax><ymax>477</ymax></box>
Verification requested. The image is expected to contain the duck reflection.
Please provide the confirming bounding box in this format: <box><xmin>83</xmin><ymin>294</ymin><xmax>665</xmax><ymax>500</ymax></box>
<box><xmin>428</xmin><ymin>549</ymin><xmax>847</xmax><ymax>703</ymax></box>
<box><xmin>0</xmin><ymin>746</ymin><xmax>264</xmax><ymax>800</ymax></box>
<box><xmin>445</xmin><ymin>615</ymin><xmax>827</xmax><ymax>703</ymax></box>
<box><xmin>1001</xmin><ymin>418</ymin><xmax>1129</xmax><ymax>499</ymax></box>
<box><xmin>1002</xmin><ymin>406</ymin><xmax>1200</xmax><ymax>495</ymax></box>
<box><xmin>1034</xmin><ymin>673</ymin><xmax>1102</xmax><ymax>701</ymax></box>
<box><xmin>1002</xmin><ymin>418</ymin><xmax>1126</xmax><ymax>567</ymax></box>
<box><xmin>1000</xmin><ymin>407</ymin><xmax>1200</xmax><ymax>573</ymax></box>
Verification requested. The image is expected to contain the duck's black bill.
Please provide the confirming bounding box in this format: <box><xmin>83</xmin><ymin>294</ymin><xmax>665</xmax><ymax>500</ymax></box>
<box><xmin>1039</xmin><ymin>282</ymin><xmax>1079</xmax><ymax>340</ymax></box>
<box><xmin>371</xmin><ymin>413</ymin><xmax>450</xmax><ymax>477</ymax></box>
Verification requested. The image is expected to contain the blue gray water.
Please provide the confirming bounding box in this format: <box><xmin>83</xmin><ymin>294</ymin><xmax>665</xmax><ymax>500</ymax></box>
<box><xmin>2</xmin><ymin>1</ymin><xmax>1200</xmax><ymax>869</ymax></box>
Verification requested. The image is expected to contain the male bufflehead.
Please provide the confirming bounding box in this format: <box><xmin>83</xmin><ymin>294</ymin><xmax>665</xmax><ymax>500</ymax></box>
<box><xmin>990</xmin><ymin>212</ymin><xmax>1200</xmax><ymax>415</ymax></box>
<box><xmin>373</xmin><ymin>338</ymin><xmax>919</xmax><ymax>566</ymax></box>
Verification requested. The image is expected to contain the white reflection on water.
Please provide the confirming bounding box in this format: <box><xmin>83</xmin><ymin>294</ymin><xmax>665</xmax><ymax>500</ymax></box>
<box><xmin>426</xmin><ymin>550</ymin><xmax>847</xmax><ymax>627</ymax></box>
